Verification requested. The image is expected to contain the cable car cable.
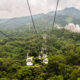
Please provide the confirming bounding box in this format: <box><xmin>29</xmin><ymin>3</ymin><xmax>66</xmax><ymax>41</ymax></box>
<box><xmin>26</xmin><ymin>0</ymin><xmax>38</xmax><ymax>34</ymax></box>
<box><xmin>0</xmin><ymin>30</ymin><xmax>14</xmax><ymax>40</ymax></box>
<box><xmin>52</xmin><ymin>0</ymin><xmax>59</xmax><ymax>31</ymax></box>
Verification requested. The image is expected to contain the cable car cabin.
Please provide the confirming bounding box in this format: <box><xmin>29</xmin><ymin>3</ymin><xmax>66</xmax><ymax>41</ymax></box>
<box><xmin>43</xmin><ymin>58</ymin><xmax>48</xmax><ymax>64</ymax></box>
<box><xmin>43</xmin><ymin>34</ymin><xmax>47</xmax><ymax>40</ymax></box>
<box><xmin>43</xmin><ymin>54</ymin><xmax>48</xmax><ymax>64</ymax></box>
<box><xmin>26</xmin><ymin>57</ymin><xmax>33</xmax><ymax>66</ymax></box>
<box><xmin>39</xmin><ymin>54</ymin><xmax>41</xmax><ymax>59</ymax></box>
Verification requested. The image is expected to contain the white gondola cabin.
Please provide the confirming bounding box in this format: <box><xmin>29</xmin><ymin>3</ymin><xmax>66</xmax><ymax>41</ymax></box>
<box><xmin>26</xmin><ymin>53</ymin><xmax>33</xmax><ymax>66</ymax></box>
<box><xmin>43</xmin><ymin>54</ymin><xmax>48</xmax><ymax>64</ymax></box>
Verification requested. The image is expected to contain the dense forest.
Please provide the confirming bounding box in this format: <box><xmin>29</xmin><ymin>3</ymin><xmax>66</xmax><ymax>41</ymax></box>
<box><xmin>0</xmin><ymin>28</ymin><xmax>80</xmax><ymax>80</ymax></box>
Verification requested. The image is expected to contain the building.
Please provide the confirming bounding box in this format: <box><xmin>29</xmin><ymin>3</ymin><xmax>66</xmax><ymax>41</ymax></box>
<box><xmin>65</xmin><ymin>23</ymin><xmax>80</xmax><ymax>32</ymax></box>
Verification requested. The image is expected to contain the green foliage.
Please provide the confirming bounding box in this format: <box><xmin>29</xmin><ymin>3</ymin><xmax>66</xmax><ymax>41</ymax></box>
<box><xmin>0</xmin><ymin>29</ymin><xmax>80</xmax><ymax>80</ymax></box>
<box><xmin>78</xmin><ymin>78</ymin><xmax>80</xmax><ymax>80</ymax></box>
<box><xmin>47</xmin><ymin>75</ymin><xmax>63</xmax><ymax>80</ymax></box>
<box><xmin>65</xmin><ymin>17</ymin><xmax>73</xmax><ymax>23</ymax></box>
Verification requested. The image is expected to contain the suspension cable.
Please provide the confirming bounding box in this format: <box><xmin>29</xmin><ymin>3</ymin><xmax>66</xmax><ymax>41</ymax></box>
<box><xmin>0</xmin><ymin>30</ymin><xmax>13</xmax><ymax>40</ymax></box>
<box><xmin>52</xmin><ymin>0</ymin><xmax>59</xmax><ymax>31</ymax></box>
<box><xmin>26</xmin><ymin>0</ymin><xmax>38</xmax><ymax>34</ymax></box>
<box><xmin>0</xmin><ymin>0</ymin><xmax>38</xmax><ymax>41</ymax></box>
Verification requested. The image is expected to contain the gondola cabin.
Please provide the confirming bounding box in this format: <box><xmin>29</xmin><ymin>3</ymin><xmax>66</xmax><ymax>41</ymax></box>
<box><xmin>43</xmin><ymin>54</ymin><xmax>48</xmax><ymax>64</ymax></box>
<box><xmin>43</xmin><ymin>58</ymin><xmax>48</xmax><ymax>64</ymax></box>
<box><xmin>26</xmin><ymin>57</ymin><xmax>33</xmax><ymax>65</ymax></box>
<box><xmin>26</xmin><ymin>53</ymin><xmax>33</xmax><ymax>66</ymax></box>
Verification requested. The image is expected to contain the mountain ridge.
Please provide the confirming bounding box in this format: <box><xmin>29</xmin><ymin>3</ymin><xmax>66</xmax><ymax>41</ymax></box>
<box><xmin>0</xmin><ymin>7</ymin><xmax>80</xmax><ymax>29</ymax></box>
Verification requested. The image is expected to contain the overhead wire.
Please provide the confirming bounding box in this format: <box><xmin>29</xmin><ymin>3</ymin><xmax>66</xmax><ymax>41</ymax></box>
<box><xmin>0</xmin><ymin>0</ymin><xmax>38</xmax><ymax>41</ymax></box>
<box><xmin>52</xmin><ymin>0</ymin><xmax>59</xmax><ymax>31</ymax></box>
<box><xmin>26</xmin><ymin>0</ymin><xmax>38</xmax><ymax>34</ymax></box>
<box><xmin>0</xmin><ymin>0</ymin><xmax>59</xmax><ymax>40</ymax></box>
<box><xmin>0</xmin><ymin>30</ymin><xmax>14</xmax><ymax>40</ymax></box>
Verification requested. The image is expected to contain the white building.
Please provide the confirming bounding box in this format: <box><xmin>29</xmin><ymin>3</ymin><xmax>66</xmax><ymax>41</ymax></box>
<box><xmin>65</xmin><ymin>23</ymin><xmax>80</xmax><ymax>32</ymax></box>
<box><xmin>76</xmin><ymin>24</ymin><xmax>80</xmax><ymax>32</ymax></box>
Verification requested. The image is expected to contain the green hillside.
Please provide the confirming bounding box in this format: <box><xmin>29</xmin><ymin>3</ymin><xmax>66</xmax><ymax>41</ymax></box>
<box><xmin>0</xmin><ymin>7</ymin><xmax>80</xmax><ymax>80</ymax></box>
<box><xmin>0</xmin><ymin>29</ymin><xmax>80</xmax><ymax>80</ymax></box>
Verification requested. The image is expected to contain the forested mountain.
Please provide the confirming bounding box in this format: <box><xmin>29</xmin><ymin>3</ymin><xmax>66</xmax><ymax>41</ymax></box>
<box><xmin>49</xmin><ymin>7</ymin><xmax>80</xmax><ymax>18</ymax></box>
<box><xmin>0</xmin><ymin>7</ymin><xmax>80</xmax><ymax>80</ymax></box>
<box><xmin>0</xmin><ymin>29</ymin><xmax>80</xmax><ymax>80</ymax></box>
<box><xmin>0</xmin><ymin>7</ymin><xmax>80</xmax><ymax>29</ymax></box>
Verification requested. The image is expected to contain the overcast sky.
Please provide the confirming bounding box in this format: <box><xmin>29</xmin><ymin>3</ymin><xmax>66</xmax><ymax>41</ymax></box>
<box><xmin>0</xmin><ymin>0</ymin><xmax>80</xmax><ymax>19</ymax></box>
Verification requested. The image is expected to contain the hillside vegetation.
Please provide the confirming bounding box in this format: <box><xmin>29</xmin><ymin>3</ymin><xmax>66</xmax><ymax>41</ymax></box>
<box><xmin>0</xmin><ymin>28</ymin><xmax>80</xmax><ymax>80</ymax></box>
